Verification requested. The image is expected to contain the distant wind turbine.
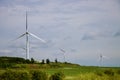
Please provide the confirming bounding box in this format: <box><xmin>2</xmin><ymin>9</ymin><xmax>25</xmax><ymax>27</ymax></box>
<box><xmin>15</xmin><ymin>12</ymin><xmax>46</xmax><ymax>59</ymax></box>
<box><xmin>99</xmin><ymin>53</ymin><xmax>109</xmax><ymax>67</ymax></box>
<box><xmin>59</xmin><ymin>48</ymin><xmax>66</xmax><ymax>62</ymax></box>
<box><xmin>99</xmin><ymin>53</ymin><xmax>103</xmax><ymax>66</ymax></box>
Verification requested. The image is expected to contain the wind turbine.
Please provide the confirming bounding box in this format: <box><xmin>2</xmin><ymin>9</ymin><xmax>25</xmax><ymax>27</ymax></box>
<box><xmin>15</xmin><ymin>12</ymin><xmax>46</xmax><ymax>59</ymax></box>
<box><xmin>59</xmin><ymin>48</ymin><xmax>66</xmax><ymax>62</ymax></box>
<box><xmin>99</xmin><ymin>53</ymin><xmax>103</xmax><ymax>66</ymax></box>
<box><xmin>99</xmin><ymin>53</ymin><xmax>108</xmax><ymax>67</ymax></box>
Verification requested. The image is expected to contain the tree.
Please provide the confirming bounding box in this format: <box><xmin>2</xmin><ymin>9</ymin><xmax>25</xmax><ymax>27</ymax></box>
<box><xmin>55</xmin><ymin>58</ymin><xmax>58</xmax><ymax>63</ymax></box>
<box><xmin>25</xmin><ymin>59</ymin><xmax>31</xmax><ymax>64</ymax></box>
<box><xmin>46</xmin><ymin>59</ymin><xmax>50</xmax><ymax>64</ymax></box>
<box><xmin>41</xmin><ymin>59</ymin><xmax>45</xmax><ymax>64</ymax></box>
<box><xmin>31</xmin><ymin>58</ymin><xmax>35</xmax><ymax>63</ymax></box>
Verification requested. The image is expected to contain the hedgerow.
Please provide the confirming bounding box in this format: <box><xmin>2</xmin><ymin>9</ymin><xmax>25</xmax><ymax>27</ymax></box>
<box><xmin>0</xmin><ymin>70</ymin><xmax>30</xmax><ymax>80</ymax></box>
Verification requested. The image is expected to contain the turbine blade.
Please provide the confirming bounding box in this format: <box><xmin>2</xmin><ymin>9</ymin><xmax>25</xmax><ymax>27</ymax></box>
<box><xmin>21</xmin><ymin>47</ymin><xmax>26</xmax><ymax>50</ymax></box>
<box><xmin>103</xmin><ymin>56</ymin><xmax>109</xmax><ymax>59</ymax></box>
<box><xmin>60</xmin><ymin>48</ymin><xmax>66</xmax><ymax>53</ymax></box>
<box><xmin>26</xmin><ymin>11</ymin><xmax>28</xmax><ymax>32</ymax></box>
<box><xmin>28</xmin><ymin>32</ymin><xmax>46</xmax><ymax>43</ymax></box>
<box><xmin>13</xmin><ymin>33</ymin><xmax>26</xmax><ymax>41</ymax></box>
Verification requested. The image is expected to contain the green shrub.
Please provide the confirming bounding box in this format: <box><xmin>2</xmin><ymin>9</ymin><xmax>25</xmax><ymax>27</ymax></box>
<box><xmin>31</xmin><ymin>70</ymin><xmax>48</xmax><ymax>80</ymax></box>
<box><xmin>95</xmin><ymin>71</ymin><xmax>103</xmax><ymax>76</ymax></box>
<box><xmin>0</xmin><ymin>63</ymin><xmax>14</xmax><ymax>68</ymax></box>
<box><xmin>49</xmin><ymin>72</ymin><xmax>65</xmax><ymax>80</ymax></box>
<box><xmin>0</xmin><ymin>70</ymin><xmax>30</xmax><ymax>80</ymax></box>
<box><xmin>25</xmin><ymin>59</ymin><xmax>31</xmax><ymax>63</ymax></box>
<box><xmin>117</xmin><ymin>70</ymin><xmax>120</xmax><ymax>74</ymax></box>
<box><xmin>104</xmin><ymin>69</ymin><xmax>114</xmax><ymax>76</ymax></box>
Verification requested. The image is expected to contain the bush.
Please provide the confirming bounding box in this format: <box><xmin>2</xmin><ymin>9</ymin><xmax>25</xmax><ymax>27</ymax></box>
<box><xmin>0</xmin><ymin>70</ymin><xmax>30</xmax><ymax>80</ymax></box>
<box><xmin>95</xmin><ymin>71</ymin><xmax>103</xmax><ymax>76</ymax></box>
<box><xmin>49</xmin><ymin>72</ymin><xmax>65</xmax><ymax>80</ymax></box>
<box><xmin>104</xmin><ymin>69</ymin><xmax>114</xmax><ymax>76</ymax></box>
<box><xmin>117</xmin><ymin>70</ymin><xmax>120</xmax><ymax>74</ymax></box>
<box><xmin>25</xmin><ymin>59</ymin><xmax>31</xmax><ymax>63</ymax></box>
<box><xmin>0</xmin><ymin>63</ymin><xmax>14</xmax><ymax>68</ymax></box>
<box><xmin>31</xmin><ymin>70</ymin><xmax>48</xmax><ymax>80</ymax></box>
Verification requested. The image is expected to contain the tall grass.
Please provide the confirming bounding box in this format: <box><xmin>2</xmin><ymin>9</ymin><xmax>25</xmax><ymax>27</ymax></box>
<box><xmin>74</xmin><ymin>72</ymin><xmax>120</xmax><ymax>80</ymax></box>
<box><xmin>0</xmin><ymin>63</ymin><xmax>120</xmax><ymax>80</ymax></box>
<box><xmin>65</xmin><ymin>68</ymin><xmax>120</xmax><ymax>80</ymax></box>
<box><xmin>0</xmin><ymin>70</ymin><xmax>30</xmax><ymax>80</ymax></box>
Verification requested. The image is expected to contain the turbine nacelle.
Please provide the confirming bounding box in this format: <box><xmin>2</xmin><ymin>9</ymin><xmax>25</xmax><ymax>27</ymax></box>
<box><xmin>26</xmin><ymin>32</ymin><xmax>29</xmax><ymax>34</ymax></box>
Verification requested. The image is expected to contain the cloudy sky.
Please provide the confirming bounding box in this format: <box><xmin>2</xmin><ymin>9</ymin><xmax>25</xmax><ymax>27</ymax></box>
<box><xmin>0</xmin><ymin>0</ymin><xmax>120</xmax><ymax>66</ymax></box>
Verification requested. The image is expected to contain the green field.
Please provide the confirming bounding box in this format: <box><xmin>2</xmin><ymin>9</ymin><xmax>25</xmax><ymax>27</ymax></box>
<box><xmin>0</xmin><ymin>57</ymin><xmax>120</xmax><ymax>80</ymax></box>
<box><xmin>45</xmin><ymin>66</ymin><xmax>120</xmax><ymax>80</ymax></box>
<box><xmin>0</xmin><ymin>64</ymin><xmax>120</xmax><ymax>80</ymax></box>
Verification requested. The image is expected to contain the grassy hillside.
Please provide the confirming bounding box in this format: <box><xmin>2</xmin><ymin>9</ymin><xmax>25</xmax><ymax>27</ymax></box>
<box><xmin>0</xmin><ymin>56</ymin><xmax>80</xmax><ymax>69</ymax></box>
<box><xmin>0</xmin><ymin>56</ymin><xmax>27</xmax><ymax>63</ymax></box>
<box><xmin>0</xmin><ymin>56</ymin><xmax>120</xmax><ymax>80</ymax></box>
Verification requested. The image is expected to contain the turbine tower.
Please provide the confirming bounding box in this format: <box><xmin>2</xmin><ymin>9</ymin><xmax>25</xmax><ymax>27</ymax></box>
<box><xmin>16</xmin><ymin>12</ymin><xmax>46</xmax><ymax>59</ymax></box>
<box><xmin>59</xmin><ymin>48</ymin><xmax>66</xmax><ymax>62</ymax></box>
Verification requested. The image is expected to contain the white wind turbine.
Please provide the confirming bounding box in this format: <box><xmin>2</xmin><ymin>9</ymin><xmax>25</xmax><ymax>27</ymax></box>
<box><xmin>99</xmin><ymin>53</ymin><xmax>103</xmax><ymax>66</ymax></box>
<box><xmin>99</xmin><ymin>53</ymin><xmax>109</xmax><ymax>67</ymax></box>
<box><xmin>59</xmin><ymin>48</ymin><xmax>66</xmax><ymax>62</ymax></box>
<box><xmin>15</xmin><ymin>12</ymin><xmax>46</xmax><ymax>59</ymax></box>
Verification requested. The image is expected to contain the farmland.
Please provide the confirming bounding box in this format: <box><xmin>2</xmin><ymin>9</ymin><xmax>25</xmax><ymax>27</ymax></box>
<box><xmin>0</xmin><ymin>57</ymin><xmax>120</xmax><ymax>80</ymax></box>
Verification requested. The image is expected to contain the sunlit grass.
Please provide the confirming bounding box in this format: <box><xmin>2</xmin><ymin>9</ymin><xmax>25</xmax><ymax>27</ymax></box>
<box><xmin>0</xmin><ymin>62</ymin><xmax>120</xmax><ymax>80</ymax></box>
<box><xmin>45</xmin><ymin>66</ymin><xmax>120</xmax><ymax>80</ymax></box>
<box><xmin>73</xmin><ymin>72</ymin><xmax>120</xmax><ymax>80</ymax></box>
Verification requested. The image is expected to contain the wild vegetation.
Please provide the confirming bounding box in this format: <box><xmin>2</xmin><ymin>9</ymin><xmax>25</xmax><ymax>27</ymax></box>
<box><xmin>0</xmin><ymin>57</ymin><xmax>120</xmax><ymax>80</ymax></box>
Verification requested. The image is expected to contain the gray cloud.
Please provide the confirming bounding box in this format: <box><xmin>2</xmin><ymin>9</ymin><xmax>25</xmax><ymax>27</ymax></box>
<box><xmin>0</xmin><ymin>0</ymin><xmax>120</xmax><ymax>66</ymax></box>
<box><xmin>113</xmin><ymin>31</ymin><xmax>120</xmax><ymax>37</ymax></box>
<box><xmin>82</xmin><ymin>34</ymin><xmax>95</xmax><ymax>40</ymax></box>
